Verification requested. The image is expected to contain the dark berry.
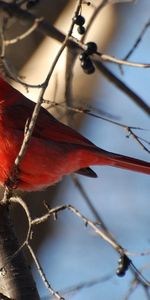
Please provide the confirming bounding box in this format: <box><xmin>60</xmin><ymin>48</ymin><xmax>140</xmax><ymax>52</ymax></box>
<box><xmin>116</xmin><ymin>255</ymin><xmax>131</xmax><ymax>277</ymax></box>
<box><xmin>85</xmin><ymin>42</ymin><xmax>97</xmax><ymax>55</ymax></box>
<box><xmin>77</xmin><ymin>26</ymin><xmax>85</xmax><ymax>35</ymax></box>
<box><xmin>84</xmin><ymin>64</ymin><xmax>95</xmax><ymax>74</ymax></box>
<box><xmin>81</xmin><ymin>58</ymin><xmax>95</xmax><ymax>74</ymax></box>
<box><xmin>81</xmin><ymin>57</ymin><xmax>91</xmax><ymax>69</ymax></box>
<box><xmin>116</xmin><ymin>269</ymin><xmax>125</xmax><ymax>277</ymax></box>
<box><xmin>73</xmin><ymin>15</ymin><xmax>85</xmax><ymax>26</ymax></box>
<box><xmin>79</xmin><ymin>52</ymin><xmax>88</xmax><ymax>61</ymax></box>
<box><xmin>27</xmin><ymin>0</ymin><xmax>39</xmax><ymax>9</ymax></box>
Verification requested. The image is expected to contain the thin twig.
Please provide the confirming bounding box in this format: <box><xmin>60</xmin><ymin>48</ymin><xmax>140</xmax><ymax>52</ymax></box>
<box><xmin>44</xmin><ymin>99</ymin><xmax>150</xmax><ymax>154</ymax></box>
<box><xmin>32</xmin><ymin>204</ymin><xmax>123</xmax><ymax>254</ymax></box>
<box><xmin>71</xmin><ymin>174</ymin><xmax>114</xmax><ymax>237</ymax></box>
<box><xmin>124</xmin><ymin>19</ymin><xmax>150</xmax><ymax>61</ymax></box>
<box><xmin>83</xmin><ymin>0</ymin><xmax>108</xmax><ymax>39</ymax></box>
<box><xmin>0</xmin><ymin>20</ymin><xmax>44</xmax><ymax>90</ymax></box>
<box><xmin>4</xmin><ymin>17</ymin><xmax>44</xmax><ymax>45</ymax></box>
<box><xmin>123</xmin><ymin>278</ymin><xmax>139</xmax><ymax>300</ymax></box>
<box><xmin>48</xmin><ymin>273</ymin><xmax>113</xmax><ymax>300</ymax></box>
<box><xmin>99</xmin><ymin>52</ymin><xmax>150</xmax><ymax>68</ymax></box>
<box><xmin>126</xmin><ymin>127</ymin><xmax>150</xmax><ymax>154</ymax></box>
<box><xmin>27</xmin><ymin>243</ymin><xmax>64</xmax><ymax>300</ymax></box>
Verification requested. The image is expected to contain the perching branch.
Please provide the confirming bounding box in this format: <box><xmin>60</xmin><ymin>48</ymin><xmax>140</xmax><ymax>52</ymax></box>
<box><xmin>0</xmin><ymin>203</ymin><xmax>40</xmax><ymax>300</ymax></box>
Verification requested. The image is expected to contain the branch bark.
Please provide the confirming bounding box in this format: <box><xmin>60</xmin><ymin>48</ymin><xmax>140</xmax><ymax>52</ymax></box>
<box><xmin>0</xmin><ymin>203</ymin><xmax>40</xmax><ymax>300</ymax></box>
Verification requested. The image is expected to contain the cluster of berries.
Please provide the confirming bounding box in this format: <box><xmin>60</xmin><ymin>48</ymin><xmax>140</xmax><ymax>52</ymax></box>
<box><xmin>73</xmin><ymin>14</ymin><xmax>97</xmax><ymax>74</ymax></box>
<box><xmin>116</xmin><ymin>254</ymin><xmax>131</xmax><ymax>277</ymax></box>
<box><xmin>26</xmin><ymin>0</ymin><xmax>39</xmax><ymax>9</ymax></box>
<box><xmin>73</xmin><ymin>15</ymin><xmax>86</xmax><ymax>35</ymax></box>
<box><xmin>80</xmin><ymin>42</ymin><xmax>97</xmax><ymax>74</ymax></box>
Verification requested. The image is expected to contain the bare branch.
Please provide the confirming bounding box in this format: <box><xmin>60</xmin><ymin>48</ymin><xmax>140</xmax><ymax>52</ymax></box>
<box><xmin>98</xmin><ymin>52</ymin><xmax>150</xmax><ymax>68</ymax></box>
<box><xmin>4</xmin><ymin>17</ymin><xmax>44</xmax><ymax>45</ymax></box>
<box><xmin>124</xmin><ymin>19</ymin><xmax>150</xmax><ymax>61</ymax></box>
<box><xmin>71</xmin><ymin>174</ymin><xmax>114</xmax><ymax>236</ymax></box>
<box><xmin>44</xmin><ymin>100</ymin><xmax>150</xmax><ymax>154</ymax></box>
<box><xmin>27</xmin><ymin>244</ymin><xmax>64</xmax><ymax>300</ymax></box>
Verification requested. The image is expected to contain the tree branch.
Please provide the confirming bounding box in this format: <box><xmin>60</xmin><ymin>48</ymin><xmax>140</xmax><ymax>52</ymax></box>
<box><xmin>0</xmin><ymin>203</ymin><xmax>40</xmax><ymax>300</ymax></box>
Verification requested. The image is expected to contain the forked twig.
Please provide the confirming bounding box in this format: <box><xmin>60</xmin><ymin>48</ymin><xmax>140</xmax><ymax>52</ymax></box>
<box><xmin>44</xmin><ymin>99</ymin><xmax>150</xmax><ymax>154</ymax></box>
<box><xmin>1</xmin><ymin>193</ymin><xmax>149</xmax><ymax>300</ymax></box>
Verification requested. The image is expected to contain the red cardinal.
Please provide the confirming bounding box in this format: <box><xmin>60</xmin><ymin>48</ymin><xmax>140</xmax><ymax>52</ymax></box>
<box><xmin>0</xmin><ymin>76</ymin><xmax>149</xmax><ymax>191</ymax></box>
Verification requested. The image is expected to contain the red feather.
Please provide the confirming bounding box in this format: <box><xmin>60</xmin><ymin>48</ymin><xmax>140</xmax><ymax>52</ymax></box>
<box><xmin>0</xmin><ymin>76</ymin><xmax>149</xmax><ymax>191</ymax></box>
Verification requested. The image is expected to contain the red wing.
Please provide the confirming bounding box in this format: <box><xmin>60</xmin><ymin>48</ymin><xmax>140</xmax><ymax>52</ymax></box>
<box><xmin>4</xmin><ymin>92</ymin><xmax>94</xmax><ymax>147</ymax></box>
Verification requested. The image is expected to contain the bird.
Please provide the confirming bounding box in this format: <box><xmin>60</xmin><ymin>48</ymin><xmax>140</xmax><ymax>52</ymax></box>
<box><xmin>0</xmin><ymin>75</ymin><xmax>149</xmax><ymax>191</ymax></box>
